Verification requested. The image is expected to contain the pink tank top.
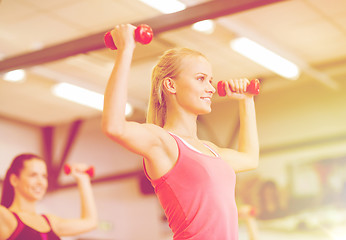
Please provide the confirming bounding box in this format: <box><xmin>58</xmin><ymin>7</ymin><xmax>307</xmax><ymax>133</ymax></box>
<box><xmin>143</xmin><ymin>133</ymin><xmax>238</xmax><ymax>240</ymax></box>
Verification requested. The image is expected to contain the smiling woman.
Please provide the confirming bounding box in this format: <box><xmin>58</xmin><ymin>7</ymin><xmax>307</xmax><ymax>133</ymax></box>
<box><xmin>102</xmin><ymin>23</ymin><xmax>259</xmax><ymax>240</ymax></box>
<box><xmin>0</xmin><ymin>153</ymin><xmax>98</xmax><ymax>240</ymax></box>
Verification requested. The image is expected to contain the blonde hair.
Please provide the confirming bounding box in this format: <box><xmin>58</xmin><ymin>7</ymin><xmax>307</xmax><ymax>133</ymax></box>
<box><xmin>146</xmin><ymin>48</ymin><xmax>206</xmax><ymax>127</ymax></box>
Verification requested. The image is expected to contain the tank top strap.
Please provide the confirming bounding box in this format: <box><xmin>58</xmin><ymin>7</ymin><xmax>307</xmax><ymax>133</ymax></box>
<box><xmin>41</xmin><ymin>215</ymin><xmax>53</xmax><ymax>228</ymax></box>
<box><xmin>202</xmin><ymin>143</ymin><xmax>220</xmax><ymax>157</ymax></box>
<box><xmin>8</xmin><ymin>212</ymin><xmax>25</xmax><ymax>240</ymax></box>
<box><xmin>10</xmin><ymin>211</ymin><xmax>21</xmax><ymax>221</ymax></box>
<box><xmin>170</xmin><ymin>132</ymin><xmax>219</xmax><ymax>158</ymax></box>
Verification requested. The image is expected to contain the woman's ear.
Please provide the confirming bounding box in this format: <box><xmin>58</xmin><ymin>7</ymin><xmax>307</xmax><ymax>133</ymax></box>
<box><xmin>163</xmin><ymin>77</ymin><xmax>177</xmax><ymax>94</ymax></box>
<box><xmin>10</xmin><ymin>174</ymin><xmax>19</xmax><ymax>188</ymax></box>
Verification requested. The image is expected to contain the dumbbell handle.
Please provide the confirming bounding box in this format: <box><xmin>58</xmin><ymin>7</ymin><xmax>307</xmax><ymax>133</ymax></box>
<box><xmin>217</xmin><ymin>79</ymin><xmax>260</xmax><ymax>96</ymax></box>
<box><xmin>64</xmin><ymin>164</ymin><xmax>95</xmax><ymax>178</ymax></box>
<box><xmin>104</xmin><ymin>24</ymin><xmax>153</xmax><ymax>50</ymax></box>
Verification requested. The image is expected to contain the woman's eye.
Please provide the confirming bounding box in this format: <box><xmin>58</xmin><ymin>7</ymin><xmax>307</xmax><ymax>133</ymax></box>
<box><xmin>197</xmin><ymin>76</ymin><xmax>205</xmax><ymax>81</ymax></box>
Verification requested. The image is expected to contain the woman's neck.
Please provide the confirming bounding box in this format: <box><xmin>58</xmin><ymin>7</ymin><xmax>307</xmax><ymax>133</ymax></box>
<box><xmin>9</xmin><ymin>196</ymin><xmax>37</xmax><ymax>214</ymax></box>
<box><xmin>164</xmin><ymin>116</ymin><xmax>198</xmax><ymax>139</ymax></box>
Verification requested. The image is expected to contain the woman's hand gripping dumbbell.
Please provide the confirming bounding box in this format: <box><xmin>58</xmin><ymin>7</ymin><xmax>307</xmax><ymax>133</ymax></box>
<box><xmin>238</xmin><ymin>205</ymin><xmax>257</xmax><ymax>218</ymax></box>
<box><xmin>217</xmin><ymin>79</ymin><xmax>260</xmax><ymax>96</ymax></box>
<box><xmin>104</xmin><ymin>24</ymin><xmax>153</xmax><ymax>50</ymax></box>
<box><xmin>64</xmin><ymin>163</ymin><xmax>95</xmax><ymax>178</ymax></box>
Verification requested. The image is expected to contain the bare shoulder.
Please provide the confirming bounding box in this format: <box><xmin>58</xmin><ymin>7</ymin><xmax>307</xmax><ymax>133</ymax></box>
<box><xmin>0</xmin><ymin>206</ymin><xmax>17</xmax><ymax>239</ymax></box>
<box><xmin>44</xmin><ymin>214</ymin><xmax>61</xmax><ymax>230</ymax></box>
<box><xmin>0</xmin><ymin>205</ymin><xmax>14</xmax><ymax>221</ymax></box>
<box><xmin>201</xmin><ymin>139</ymin><xmax>256</xmax><ymax>172</ymax></box>
<box><xmin>201</xmin><ymin>139</ymin><xmax>219</xmax><ymax>151</ymax></box>
<box><xmin>201</xmin><ymin>139</ymin><xmax>238</xmax><ymax>159</ymax></box>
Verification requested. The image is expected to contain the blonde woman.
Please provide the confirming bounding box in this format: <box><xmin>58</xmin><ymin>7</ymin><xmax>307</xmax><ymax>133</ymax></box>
<box><xmin>102</xmin><ymin>24</ymin><xmax>259</xmax><ymax>240</ymax></box>
<box><xmin>0</xmin><ymin>153</ymin><xmax>98</xmax><ymax>240</ymax></box>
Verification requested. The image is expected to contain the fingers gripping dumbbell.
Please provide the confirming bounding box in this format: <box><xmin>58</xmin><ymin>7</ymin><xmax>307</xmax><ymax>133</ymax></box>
<box><xmin>64</xmin><ymin>164</ymin><xmax>95</xmax><ymax>178</ymax></box>
<box><xmin>238</xmin><ymin>205</ymin><xmax>257</xmax><ymax>218</ymax></box>
<box><xmin>104</xmin><ymin>24</ymin><xmax>153</xmax><ymax>50</ymax></box>
<box><xmin>217</xmin><ymin>79</ymin><xmax>260</xmax><ymax>96</ymax></box>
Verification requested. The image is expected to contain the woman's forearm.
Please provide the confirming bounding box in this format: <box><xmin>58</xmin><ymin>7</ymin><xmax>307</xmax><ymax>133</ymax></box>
<box><xmin>102</xmin><ymin>47</ymin><xmax>134</xmax><ymax>136</ymax></box>
<box><xmin>77</xmin><ymin>176</ymin><xmax>98</xmax><ymax>227</ymax></box>
<box><xmin>238</xmin><ymin>97</ymin><xmax>259</xmax><ymax>167</ymax></box>
<box><xmin>245</xmin><ymin>217</ymin><xmax>260</xmax><ymax>240</ymax></box>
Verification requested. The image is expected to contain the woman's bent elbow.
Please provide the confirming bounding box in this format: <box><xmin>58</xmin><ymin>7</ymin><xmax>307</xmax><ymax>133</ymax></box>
<box><xmin>101</xmin><ymin>121</ymin><xmax>124</xmax><ymax>140</ymax></box>
<box><xmin>249</xmin><ymin>157</ymin><xmax>259</xmax><ymax>170</ymax></box>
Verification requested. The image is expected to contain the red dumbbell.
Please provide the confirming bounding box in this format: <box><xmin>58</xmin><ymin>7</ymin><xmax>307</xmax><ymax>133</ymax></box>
<box><xmin>104</xmin><ymin>24</ymin><xmax>153</xmax><ymax>50</ymax></box>
<box><xmin>64</xmin><ymin>164</ymin><xmax>95</xmax><ymax>178</ymax></box>
<box><xmin>249</xmin><ymin>207</ymin><xmax>257</xmax><ymax>217</ymax></box>
<box><xmin>217</xmin><ymin>79</ymin><xmax>260</xmax><ymax>96</ymax></box>
<box><xmin>238</xmin><ymin>206</ymin><xmax>257</xmax><ymax>218</ymax></box>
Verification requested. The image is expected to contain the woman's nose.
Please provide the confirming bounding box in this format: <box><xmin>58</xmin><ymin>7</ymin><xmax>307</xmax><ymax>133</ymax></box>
<box><xmin>206</xmin><ymin>83</ymin><xmax>216</xmax><ymax>93</ymax></box>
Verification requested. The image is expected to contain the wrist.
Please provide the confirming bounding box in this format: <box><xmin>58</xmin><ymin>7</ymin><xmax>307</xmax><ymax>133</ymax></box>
<box><xmin>118</xmin><ymin>44</ymin><xmax>135</xmax><ymax>53</ymax></box>
<box><xmin>239</xmin><ymin>96</ymin><xmax>254</xmax><ymax>105</ymax></box>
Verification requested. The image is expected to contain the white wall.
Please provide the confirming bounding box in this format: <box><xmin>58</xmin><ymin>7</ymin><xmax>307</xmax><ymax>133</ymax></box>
<box><xmin>0</xmin><ymin>118</ymin><xmax>41</xmax><ymax>178</ymax></box>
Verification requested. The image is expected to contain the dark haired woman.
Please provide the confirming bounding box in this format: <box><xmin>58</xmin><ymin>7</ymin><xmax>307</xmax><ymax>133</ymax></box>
<box><xmin>0</xmin><ymin>153</ymin><xmax>98</xmax><ymax>240</ymax></box>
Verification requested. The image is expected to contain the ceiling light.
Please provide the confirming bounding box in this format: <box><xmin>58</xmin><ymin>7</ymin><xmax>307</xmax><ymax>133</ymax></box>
<box><xmin>138</xmin><ymin>0</ymin><xmax>186</xmax><ymax>14</ymax></box>
<box><xmin>3</xmin><ymin>69</ymin><xmax>26</xmax><ymax>82</ymax></box>
<box><xmin>52</xmin><ymin>83</ymin><xmax>103</xmax><ymax>110</ymax></box>
<box><xmin>192</xmin><ymin>20</ymin><xmax>214</xmax><ymax>34</ymax></box>
<box><xmin>52</xmin><ymin>82</ymin><xmax>133</xmax><ymax>116</ymax></box>
<box><xmin>230</xmin><ymin>37</ymin><xmax>300</xmax><ymax>80</ymax></box>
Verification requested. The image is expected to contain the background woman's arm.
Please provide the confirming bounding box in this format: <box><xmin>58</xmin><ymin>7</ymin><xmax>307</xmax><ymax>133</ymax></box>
<box><xmin>49</xmin><ymin>165</ymin><xmax>98</xmax><ymax>236</ymax></box>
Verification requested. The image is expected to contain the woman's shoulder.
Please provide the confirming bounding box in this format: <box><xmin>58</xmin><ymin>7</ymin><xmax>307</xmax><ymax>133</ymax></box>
<box><xmin>201</xmin><ymin>139</ymin><xmax>219</xmax><ymax>150</ymax></box>
<box><xmin>0</xmin><ymin>206</ymin><xmax>17</xmax><ymax>239</ymax></box>
<box><xmin>0</xmin><ymin>205</ymin><xmax>14</xmax><ymax>220</ymax></box>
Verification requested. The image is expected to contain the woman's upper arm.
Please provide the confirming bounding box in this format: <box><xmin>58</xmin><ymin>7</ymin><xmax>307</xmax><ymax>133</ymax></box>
<box><xmin>104</xmin><ymin>122</ymin><xmax>175</xmax><ymax>179</ymax></box>
<box><xmin>0</xmin><ymin>206</ymin><xmax>16</xmax><ymax>239</ymax></box>
<box><xmin>104</xmin><ymin>121</ymin><xmax>164</xmax><ymax>159</ymax></box>
<box><xmin>220</xmin><ymin>148</ymin><xmax>258</xmax><ymax>172</ymax></box>
<box><xmin>48</xmin><ymin>215</ymin><xmax>96</xmax><ymax>237</ymax></box>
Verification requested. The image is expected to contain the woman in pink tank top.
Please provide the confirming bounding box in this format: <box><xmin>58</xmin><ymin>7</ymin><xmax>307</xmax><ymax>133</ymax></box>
<box><xmin>0</xmin><ymin>154</ymin><xmax>98</xmax><ymax>240</ymax></box>
<box><xmin>102</xmin><ymin>24</ymin><xmax>259</xmax><ymax>239</ymax></box>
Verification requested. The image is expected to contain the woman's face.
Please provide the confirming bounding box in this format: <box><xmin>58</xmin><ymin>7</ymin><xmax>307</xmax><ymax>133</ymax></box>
<box><xmin>174</xmin><ymin>55</ymin><xmax>215</xmax><ymax>114</ymax></box>
<box><xmin>12</xmin><ymin>159</ymin><xmax>48</xmax><ymax>202</ymax></box>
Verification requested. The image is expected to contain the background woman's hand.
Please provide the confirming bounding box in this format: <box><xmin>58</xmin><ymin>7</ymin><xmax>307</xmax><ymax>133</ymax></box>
<box><xmin>67</xmin><ymin>163</ymin><xmax>92</xmax><ymax>180</ymax></box>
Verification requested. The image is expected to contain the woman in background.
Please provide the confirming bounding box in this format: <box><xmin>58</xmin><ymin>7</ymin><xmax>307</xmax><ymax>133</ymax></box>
<box><xmin>102</xmin><ymin>24</ymin><xmax>259</xmax><ymax>240</ymax></box>
<box><xmin>0</xmin><ymin>153</ymin><xmax>98</xmax><ymax>240</ymax></box>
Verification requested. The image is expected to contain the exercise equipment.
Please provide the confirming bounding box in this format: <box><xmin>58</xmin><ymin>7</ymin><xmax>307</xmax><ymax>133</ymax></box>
<box><xmin>217</xmin><ymin>79</ymin><xmax>260</xmax><ymax>96</ymax></box>
<box><xmin>239</xmin><ymin>206</ymin><xmax>257</xmax><ymax>217</ymax></box>
<box><xmin>64</xmin><ymin>164</ymin><xmax>95</xmax><ymax>178</ymax></box>
<box><xmin>104</xmin><ymin>24</ymin><xmax>153</xmax><ymax>50</ymax></box>
<box><xmin>249</xmin><ymin>207</ymin><xmax>257</xmax><ymax>217</ymax></box>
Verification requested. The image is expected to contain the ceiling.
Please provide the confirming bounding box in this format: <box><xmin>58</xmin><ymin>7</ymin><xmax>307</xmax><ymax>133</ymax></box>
<box><xmin>0</xmin><ymin>0</ymin><xmax>345</xmax><ymax>127</ymax></box>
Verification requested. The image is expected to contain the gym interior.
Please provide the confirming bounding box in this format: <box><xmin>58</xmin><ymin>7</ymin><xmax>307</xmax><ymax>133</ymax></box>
<box><xmin>1</xmin><ymin>0</ymin><xmax>346</xmax><ymax>239</ymax></box>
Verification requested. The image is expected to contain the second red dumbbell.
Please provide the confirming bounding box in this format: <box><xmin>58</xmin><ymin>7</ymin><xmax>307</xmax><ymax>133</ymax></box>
<box><xmin>104</xmin><ymin>24</ymin><xmax>153</xmax><ymax>50</ymax></box>
<box><xmin>64</xmin><ymin>164</ymin><xmax>95</xmax><ymax>178</ymax></box>
<box><xmin>217</xmin><ymin>79</ymin><xmax>260</xmax><ymax>96</ymax></box>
